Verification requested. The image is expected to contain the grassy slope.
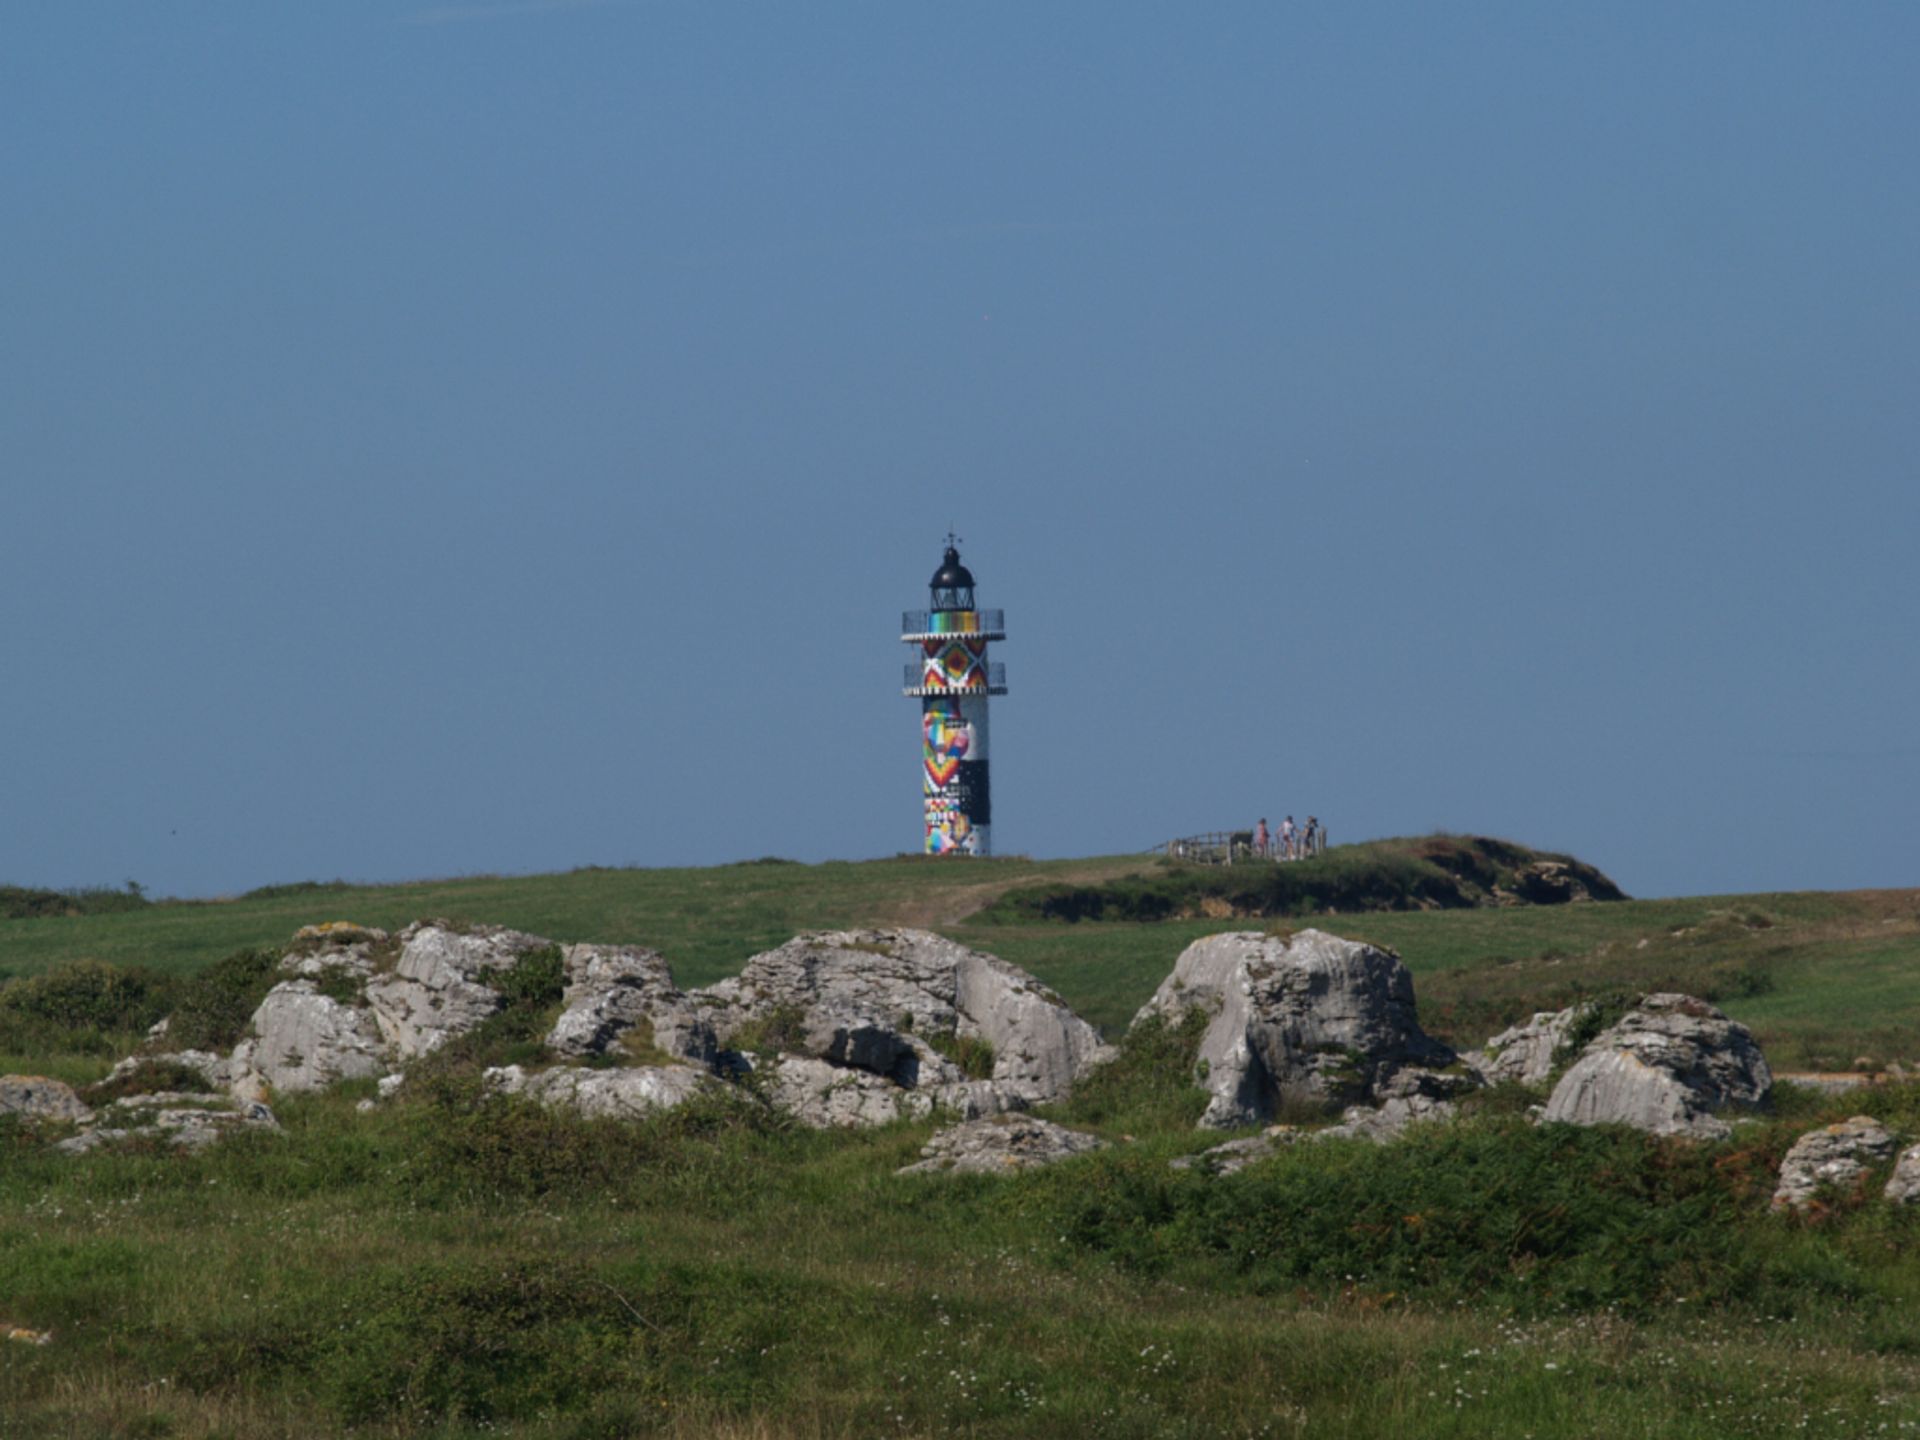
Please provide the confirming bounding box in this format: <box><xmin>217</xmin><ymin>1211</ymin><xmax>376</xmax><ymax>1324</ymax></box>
<box><xmin>5</xmin><ymin>847</ymin><xmax>1918</xmax><ymax>1070</ymax></box>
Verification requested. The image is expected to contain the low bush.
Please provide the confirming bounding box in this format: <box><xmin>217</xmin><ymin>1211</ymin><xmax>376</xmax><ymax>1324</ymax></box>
<box><xmin>0</xmin><ymin>959</ymin><xmax>176</xmax><ymax>1056</ymax></box>
<box><xmin>1018</xmin><ymin>1116</ymin><xmax>1860</xmax><ymax>1314</ymax></box>
<box><xmin>1056</xmin><ymin>1010</ymin><xmax>1209</xmax><ymax>1133</ymax></box>
<box><xmin>165</xmin><ymin>947</ymin><xmax>280</xmax><ymax>1051</ymax></box>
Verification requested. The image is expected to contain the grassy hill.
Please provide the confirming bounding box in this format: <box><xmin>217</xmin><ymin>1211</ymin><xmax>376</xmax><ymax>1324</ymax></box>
<box><xmin>5</xmin><ymin>837</ymin><xmax>1915</xmax><ymax>1071</ymax></box>
<box><xmin>6</xmin><ymin>839</ymin><xmax>1920</xmax><ymax>1436</ymax></box>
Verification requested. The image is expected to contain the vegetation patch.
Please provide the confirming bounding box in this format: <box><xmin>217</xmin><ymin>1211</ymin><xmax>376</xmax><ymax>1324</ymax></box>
<box><xmin>979</xmin><ymin>835</ymin><xmax>1627</xmax><ymax>925</ymax></box>
<box><xmin>0</xmin><ymin>882</ymin><xmax>152</xmax><ymax>921</ymax></box>
<box><xmin>83</xmin><ymin>1059</ymin><xmax>214</xmax><ymax>1105</ymax></box>
<box><xmin>921</xmin><ymin>1027</ymin><xmax>997</xmax><ymax>1079</ymax></box>
<box><xmin>0</xmin><ymin>958</ymin><xmax>175</xmax><ymax>1058</ymax></box>
<box><xmin>165</xmin><ymin>947</ymin><xmax>280</xmax><ymax>1051</ymax></box>
<box><xmin>727</xmin><ymin>1004</ymin><xmax>809</xmax><ymax>1059</ymax></box>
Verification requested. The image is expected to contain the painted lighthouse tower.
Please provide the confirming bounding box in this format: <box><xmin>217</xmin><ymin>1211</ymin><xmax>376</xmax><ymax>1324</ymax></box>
<box><xmin>903</xmin><ymin>540</ymin><xmax>1006</xmax><ymax>855</ymax></box>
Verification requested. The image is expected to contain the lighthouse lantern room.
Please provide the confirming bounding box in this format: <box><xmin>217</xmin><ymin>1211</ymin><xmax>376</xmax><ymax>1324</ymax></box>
<box><xmin>901</xmin><ymin>540</ymin><xmax>1006</xmax><ymax>855</ymax></box>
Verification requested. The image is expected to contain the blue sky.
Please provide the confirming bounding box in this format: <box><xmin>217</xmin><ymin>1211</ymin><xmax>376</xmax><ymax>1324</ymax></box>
<box><xmin>2</xmin><ymin>3</ymin><xmax>1914</xmax><ymax>900</ymax></box>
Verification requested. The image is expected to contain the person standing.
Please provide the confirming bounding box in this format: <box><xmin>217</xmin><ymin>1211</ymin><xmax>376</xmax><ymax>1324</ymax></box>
<box><xmin>1302</xmin><ymin>817</ymin><xmax>1318</xmax><ymax>858</ymax></box>
<box><xmin>1280</xmin><ymin>815</ymin><xmax>1295</xmax><ymax>860</ymax></box>
<box><xmin>1254</xmin><ymin>817</ymin><xmax>1270</xmax><ymax>859</ymax></box>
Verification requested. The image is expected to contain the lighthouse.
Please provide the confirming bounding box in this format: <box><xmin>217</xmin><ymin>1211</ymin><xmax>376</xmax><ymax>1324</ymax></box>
<box><xmin>902</xmin><ymin>539</ymin><xmax>1007</xmax><ymax>855</ymax></box>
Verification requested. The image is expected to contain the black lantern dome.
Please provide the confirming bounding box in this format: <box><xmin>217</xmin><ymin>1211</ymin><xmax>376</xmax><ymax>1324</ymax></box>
<box><xmin>929</xmin><ymin>544</ymin><xmax>976</xmax><ymax>613</ymax></box>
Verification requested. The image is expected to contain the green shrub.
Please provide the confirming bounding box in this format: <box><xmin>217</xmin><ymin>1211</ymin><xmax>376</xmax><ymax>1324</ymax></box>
<box><xmin>0</xmin><ymin>959</ymin><xmax>177</xmax><ymax>1056</ymax></box>
<box><xmin>1026</xmin><ymin>1116</ymin><xmax>1772</xmax><ymax>1313</ymax></box>
<box><xmin>1058</xmin><ymin>1010</ymin><xmax>1210</xmax><ymax>1133</ymax></box>
<box><xmin>166</xmin><ymin>947</ymin><xmax>280</xmax><ymax>1051</ymax></box>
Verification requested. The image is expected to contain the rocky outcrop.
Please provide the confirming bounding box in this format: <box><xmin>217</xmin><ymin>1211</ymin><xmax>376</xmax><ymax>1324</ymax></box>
<box><xmin>229</xmin><ymin>983</ymin><xmax>389</xmax><ymax>1096</ymax></box>
<box><xmin>1540</xmin><ymin>994</ymin><xmax>1771</xmax><ymax>1139</ymax></box>
<box><xmin>1772</xmin><ymin>1117</ymin><xmax>1899</xmax><ymax>1210</ymax></box>
<box><xmin>486</xmin><ymin>1063</ymin><xmax>716</xmax><ymax>1119</ymax></box>
<box><xmin>1466</xmin><ymin>1008</ymin><xmax>1579</xmax><ymax>1087</ymax></box>
<box><xmin>1131</xmin><ymin>930</ymin><xmax>1463</xmax><ymax>1129</ymax></box>
<box><xmin>55</xmin><ymin>1094</ymin><xmax>279</xmax><ymax>1155</ymax></box>
<box><xmin>696</xmin><ymin>928</ymin><xmax>1105</xmax><ymax>1126</ymax></box>
<box><xmin>898</xmin><ymin>1114</ymin><xmax>1107</xmax><ymax>1176</ymax></box>
<box><xmin>0</xmin><ymin>1076</ymin><xmax>92</xmax><ymax>1124</ymax></box>
<box><xmin>545</xmin><ymin>943</ymin><xmax>717</xmax><ymax>1066</ymax></box>
<box><xmin>364</xmin><ymin>922</ymin><xmax>547</xmax><ymax>1061</ymax></box>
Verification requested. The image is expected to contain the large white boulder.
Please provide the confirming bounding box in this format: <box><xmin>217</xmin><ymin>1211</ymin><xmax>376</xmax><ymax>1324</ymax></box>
<box><xmin>365</xmin><ymin>922</ymin><xmax>548</xmax><ymax>1061</ymax></box>
<box><xmin>1540</xmin><ymin>994</ymin><xmax>1771</xmax><ymax>1139</ymax></box>
<box><xmin>1772</xmin><ymin>1116</ymin><xmax>1898</xmax><ymax>1210</ymax></box>
<box><xmin>694</xmin><ymin>928</ymin><xmax>1105</xmax><ymax>1125</ymax></box>
<box><xmin>1130</xmin><ymin>929</ymin><xmax>1461</xmax><ymax>1129</ymax></box>
<box><xmin>229</xmin><ymin>982</ymin><xmax>389</xmax><ymax>1095</ymax></box>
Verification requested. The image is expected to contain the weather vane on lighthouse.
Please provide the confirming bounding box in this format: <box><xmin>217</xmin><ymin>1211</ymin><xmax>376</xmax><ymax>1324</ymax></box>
<box><xmin>902</xmin><ymin>537</ymin><xmax>1007</xmax><ymax>855</ymax></box>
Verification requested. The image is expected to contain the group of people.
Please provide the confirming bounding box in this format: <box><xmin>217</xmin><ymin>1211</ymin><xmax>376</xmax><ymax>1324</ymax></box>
<box><xmin>1252</xmin><ymin>815</ymin><xmax>1324</xmax><ymax>861</ymax></box>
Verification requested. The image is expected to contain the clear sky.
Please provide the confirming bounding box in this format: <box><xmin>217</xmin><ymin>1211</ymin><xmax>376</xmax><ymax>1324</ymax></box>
<box><xmin>3</xmin><ymin>3</ymin><xmax>1915</xmax><ymax>902</ymax></box>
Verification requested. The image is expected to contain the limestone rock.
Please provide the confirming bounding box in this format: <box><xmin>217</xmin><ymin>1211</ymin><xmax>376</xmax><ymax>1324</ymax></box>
<box><xmin>1772</xmin><ymin>1116</ymin><xmax>1899</xmax><ymax>1209</ymax></box>
<box><xmin>800</xmin><ymin>1004</ymin><xmax>912</xmax><ymax>1074</ymax></box>
<box><xmin>365</xmin><ymin>922</ymin><xmax>547</xmax><ymax>1061</ymax></box>
<box><xmin>0</xmin><ymin>1076</ymin><xmax>92</xmax><ymax>1125</ymax></box>
<box><xmin>1466</xmin><ymin>1008</ymin><xmax>1579</xmax><ymax>1087</ymax></box>
<box><xmin>696</xmin><ymin>928</ymin><xmax>1104</xmax><ymax>1125</ymax></box>
<box><xmin>545</xmin><ymin>943</ymin><xmax>716</xmax><ymax>1065</ymax></box>
<box><xmin>1540</xmin><ymin>994</ymin><xmax>1771</xmax><ymax>1139</ymax></box>
<box><xmin>1321</xmin><ymin>1092</ymin><xmax>1457</xmax><ymax>1143</ymax></box>
<box><xmin>486</xmin><ymin>1063</ymin><xmax>716</xmax><ymax>1119</ymax></box>
<box><xmin>899</xmin><ymin>1114</ymin><xmax>1107</xmax><ymax>1176</ymax></box>
<box><xmin>56</xmin><ymin>1095</ymin><xmax>279</xmax><ymax>1155</ymax></box>
<box><xmin>1171</xmin><ymin>1125</ymin><xmax>1304</xmax><ymax>1176</ymax></box>
<box><xmin>281</xmin><ymin>930</ymin><xmax>384</xmax><ymax>982</ymax></box>
<box><xmin>768</xmin><ymin>1055</ymin><xmax>938</xmax><ymax>1128</ymax></box>
<box><xmin>229</xmin><ymin>982</ymin><xmax>390</xmax><ymax>1094</ymax></box>
<box><xmin>1130</xmin><ymin>929</ymin><xmax>1461</xmax><ymax>1129</ymax></box>
<box><xmin>1884</xmin><ymin>1144</ymin><xmax>1920</xmax><ymax>1205</ymax></box>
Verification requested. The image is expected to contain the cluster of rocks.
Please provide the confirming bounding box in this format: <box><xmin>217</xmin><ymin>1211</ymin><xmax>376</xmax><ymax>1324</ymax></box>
<box><xmin>2</xmin><ymin>918</ymin><xmax>1905</xmax><ymax>1212</ymax></box>
<box><xmin>0</xmin><ymin>1070</ymin><xmax>277</xmax><ymax>1154</ymax></box>
<box><xmin>0</xmin><ymin>920</ymin><xmax>1113</xmax><ymax>1157</ymax></box>
<box><xmin>1465</xmin><ymin>991</ymin><xmax>1774</xmax><ymax>1140</ymax></box>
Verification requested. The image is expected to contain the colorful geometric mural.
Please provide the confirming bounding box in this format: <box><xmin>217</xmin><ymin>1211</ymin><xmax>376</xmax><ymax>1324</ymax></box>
<box><xmin>920</xmin><ymin>636</ymin><xmax>988</xmax><ymax>692</ymax></box>
<box><xmin>921</xmin><ymin>695</ymin><xmax>990</xmax><ymax>856</ymax></box>
<box><xmin>923</xmin><ymin>705</ymin><xmax>970</xmax><ymax>787</ymax></box>
<box><xmin>924</xmin><ymin>609</ymin><xmax>980</xmax><ymax>636</ymax></box>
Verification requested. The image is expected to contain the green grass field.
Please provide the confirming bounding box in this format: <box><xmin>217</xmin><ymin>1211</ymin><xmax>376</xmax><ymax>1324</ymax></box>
<box><xmin>4</xmin><ymin>844</ymin><xmax>1920</xmax><ymax>1437</ymax></box>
